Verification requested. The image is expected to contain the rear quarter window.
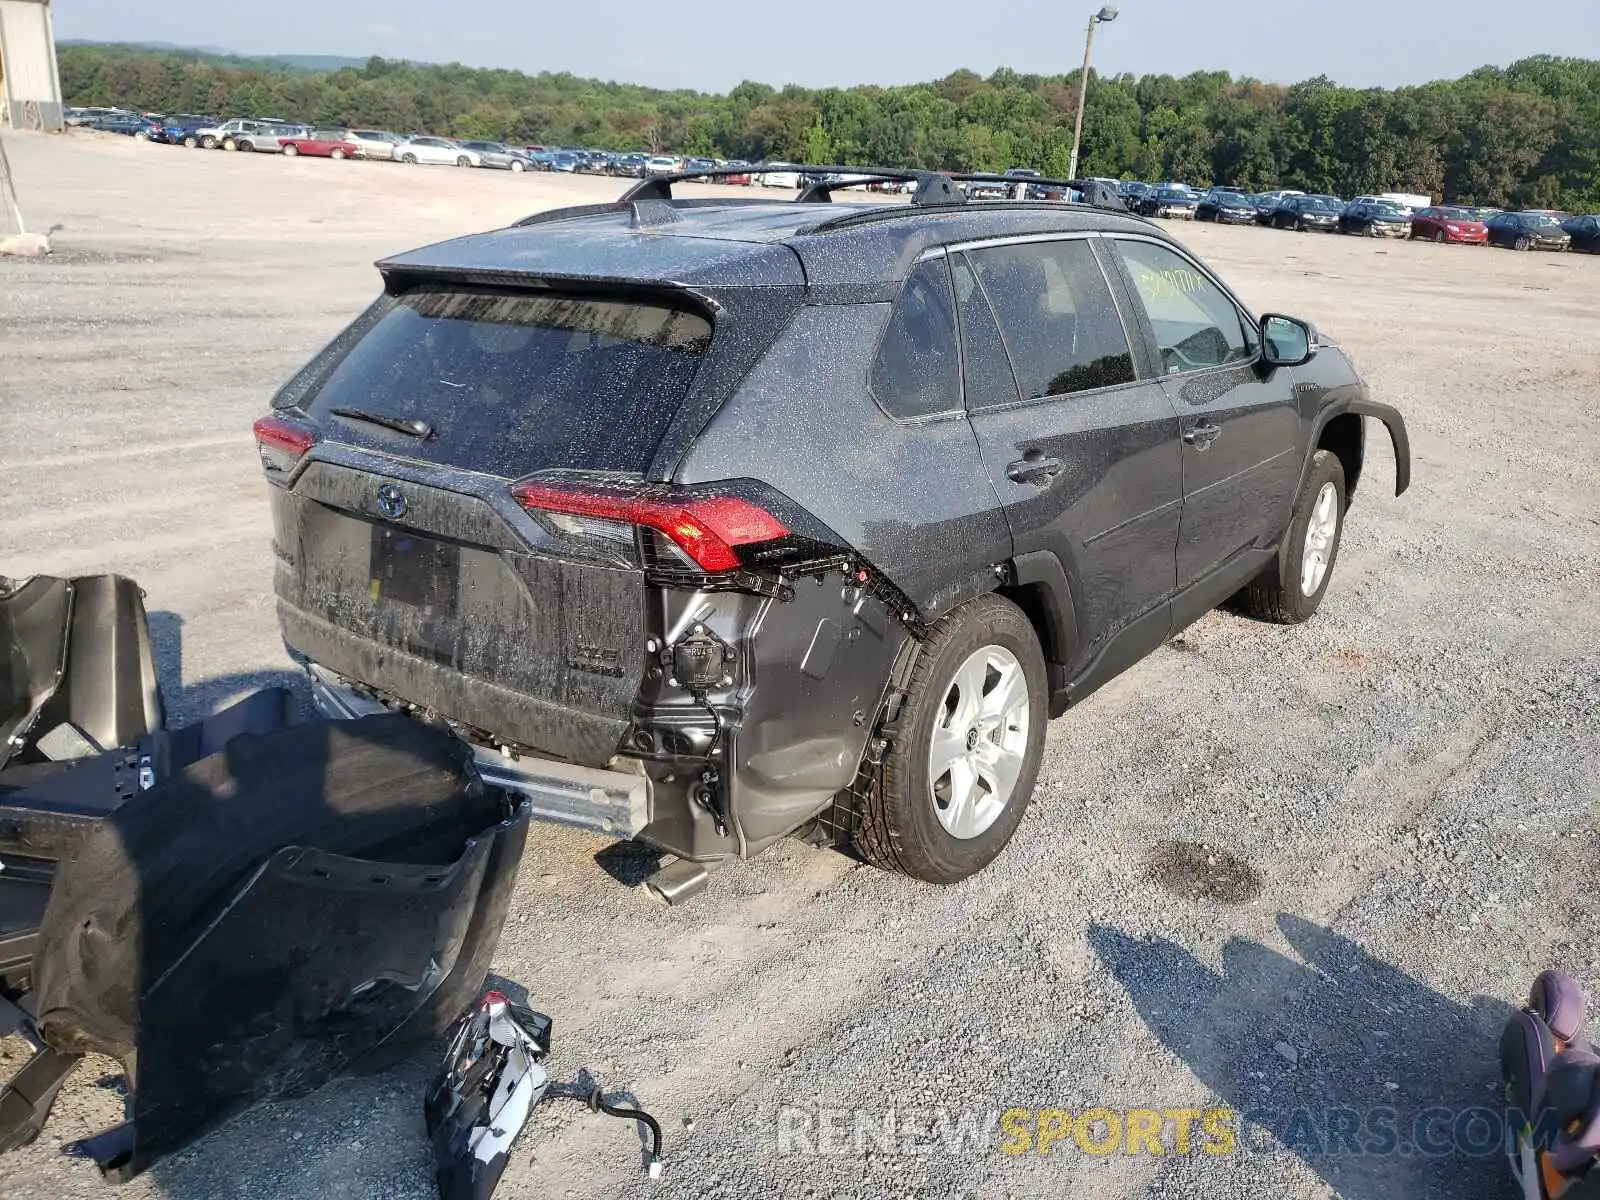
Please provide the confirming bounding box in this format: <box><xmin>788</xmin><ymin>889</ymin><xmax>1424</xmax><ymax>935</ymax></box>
<box><xmin>870</xmin><ymin>258</ymin><xmax>962</xmax><ymax>420</ymax></box>
<box><xmin>277</xmin><ymin>287</ymin><xmax>712</xmax><ymax>478</ymax></box>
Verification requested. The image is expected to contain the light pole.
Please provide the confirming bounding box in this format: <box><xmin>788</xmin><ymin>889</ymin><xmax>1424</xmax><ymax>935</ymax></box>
<box><xmin>1067</xmin><ymin>5</ymin><xmax>1118</xmax><ymax>182</ymax></box>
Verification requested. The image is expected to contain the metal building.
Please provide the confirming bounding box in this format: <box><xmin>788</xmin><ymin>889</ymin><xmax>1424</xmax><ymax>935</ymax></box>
<box><xmin>0</xmin><ymin>0</ymin><xmax>64</xmax><ymax>131</ymax></box>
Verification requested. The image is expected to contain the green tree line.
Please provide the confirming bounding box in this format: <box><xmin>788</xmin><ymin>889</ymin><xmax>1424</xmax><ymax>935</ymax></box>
<box><xmin>57</xmin><ymin>43</ymin><xmax>1600</xmax><ymax>209</ymax></box>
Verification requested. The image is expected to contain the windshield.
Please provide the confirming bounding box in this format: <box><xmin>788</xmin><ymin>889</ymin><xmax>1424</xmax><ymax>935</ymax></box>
<box><xmin>1301</xmin><ymin>198</ymin><xmax>1338</xmax><ymax>212</ymax></box>
<box><xmin>1157</xmin><ymin>188</ymin><xmax>1190</xmax><ymax>201</ymax></box>
<box><xmin>279</xmin><ymin>287</ymin><xmax>713</xmax><ymax>477</ymax></box>
<box><xmin>1523</xmin><ymin>214</ymin><xmax>1562</xmax><ymax>228</ymax></box>
<box><xmin>1437</xmin><ymin>207</ymin><xmax>1471</xmax><ymax>220</ymax></box>
<box><xmin>1372</xmin><ymin>203</ymin><xmax>1407</xmax><ymax>217</ymax></box>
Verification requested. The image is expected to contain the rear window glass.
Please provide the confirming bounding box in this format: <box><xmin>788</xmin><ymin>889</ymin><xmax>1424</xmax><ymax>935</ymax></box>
<box><xmin>278</xmin><ymin>287</ymin><xmax>712</xmax><ymax>477</ymax></box>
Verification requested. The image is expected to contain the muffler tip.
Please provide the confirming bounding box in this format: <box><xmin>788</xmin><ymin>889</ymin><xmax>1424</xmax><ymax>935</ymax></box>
<box><xmin>645</xmin><ymin>859</ymin><xmax>711</xmax><ymax>906</ymax></box>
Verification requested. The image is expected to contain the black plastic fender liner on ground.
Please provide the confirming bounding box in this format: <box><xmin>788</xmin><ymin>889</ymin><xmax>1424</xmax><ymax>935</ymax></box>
<box><xmin>17</xmin><ymin>713</ymin><xmax>530</xmax><ymax>1182</ymax></box>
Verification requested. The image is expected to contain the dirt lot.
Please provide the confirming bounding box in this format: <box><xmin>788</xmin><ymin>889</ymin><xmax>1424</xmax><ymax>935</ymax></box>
<box><xmin>0</xmin><ymin>130</ymin><xmax>1597</xmax><ymax>1200</ymax></box>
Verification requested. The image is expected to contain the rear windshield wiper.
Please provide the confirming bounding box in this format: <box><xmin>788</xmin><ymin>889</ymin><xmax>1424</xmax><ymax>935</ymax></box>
<box><xmin>330</xmin><ymin>407</ymin><xmax>433</xmax><ymax>440</ymax></box>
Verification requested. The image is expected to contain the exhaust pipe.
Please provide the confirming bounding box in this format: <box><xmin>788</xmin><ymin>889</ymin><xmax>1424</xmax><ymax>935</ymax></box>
<box><xmin>645</xmin><ymin>858</ymin><xmax>711</xmax><ymax>906</ymax></box>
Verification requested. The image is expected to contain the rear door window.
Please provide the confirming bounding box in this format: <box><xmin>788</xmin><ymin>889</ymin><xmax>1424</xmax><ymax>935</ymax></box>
<box><xmin>870</xmin><ymin>258</ymin><xmax>962</xmax><ymax>420</ymax></box>
<box><xmin>963</xmin><ymin>239</ymin><xmax>1136</xmax><ymax>400</ymax></box>
<box><xmin>280</xmin><ymin>286</ymin><xmax>713</xmax><ymax>477</ymax></box>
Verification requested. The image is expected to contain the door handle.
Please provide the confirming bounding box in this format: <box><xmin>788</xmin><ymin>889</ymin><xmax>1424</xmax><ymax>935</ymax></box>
<box><xmin>1182</xmin><ymin>420</ymin><xmax>1223</xmax><ymax>449</ymax></box>
<box><xmin>1006</xmin><ymin>451</ymin><xmax>1063</xmax><ymax>486</ymax></box>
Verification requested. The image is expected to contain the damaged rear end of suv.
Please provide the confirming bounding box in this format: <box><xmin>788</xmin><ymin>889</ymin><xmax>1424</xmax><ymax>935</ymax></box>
<box><xmin>262</xmin><ymin>194</ymin><xmax>926</xmax><ymax>896</ymax></box>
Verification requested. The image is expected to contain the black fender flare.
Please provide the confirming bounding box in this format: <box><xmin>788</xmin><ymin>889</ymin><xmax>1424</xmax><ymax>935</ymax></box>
<box><xmin>1005</xmin><ymin>550</ymin><xmax>1081</xmax><ymax>707</ymax></box>
<box><xmin>1306</xmin><ymin>396</ymin><xmax>1410</xmax><ymax>501</ymax></box>
<box><xmin>1344</xmin><ymin>399</ymin><xmax>1411</xmax><ymax>496</ymax></box>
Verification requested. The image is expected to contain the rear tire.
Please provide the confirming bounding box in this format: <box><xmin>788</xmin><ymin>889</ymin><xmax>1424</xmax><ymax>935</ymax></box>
<box><xmin>331</xmin><ymin>148</ymin><xmax>346</xmax><ymax>160</ymax></box>
<box><xmin>1434</xmin><ymin>230</ymin><xmax>1446</xmax><ymax>244</ymax></box>
<box><xmin>182</xmin><ymin>135</ymin><xmax>198</xmax><ymax>149</ymax></box>
<box><xmin>201</xmin><ymin>136</ymin><xmax>218</xmax><ymax>150</ymax></box>
<box><xmin>855</xmin><ymin>595</ymin><xmax>1047</xmax><ymax>884</ymax></box>
<box><xmin>400</xmin><ymin>153</ymin><xmax>418</xmax><ymax>164</ymax></box>
<box><xmin>283</xmin><ymin>143</ymin><xmax>299</xmax><ymax>157</ymax></box>
<box><xmin>1515</xmin><ymin>235</ymin><xmax>1532</xmax><ymax>251</ymax></box>
<box><xmin>1233</xmin><ymin>449</ymin><xmax>1347</xmax><ymax>625</ymax></box>
<box><xmin>510</xmin><ymin>159</ymin><xmax>526</xmax><ymax>172</ymax></box>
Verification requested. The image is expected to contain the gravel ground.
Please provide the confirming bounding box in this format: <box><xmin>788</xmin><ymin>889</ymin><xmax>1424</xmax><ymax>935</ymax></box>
<box><xmin>0</xmin><ymin>130</ymin><xmax>1596</xmax><ymax>1200</ymax></box>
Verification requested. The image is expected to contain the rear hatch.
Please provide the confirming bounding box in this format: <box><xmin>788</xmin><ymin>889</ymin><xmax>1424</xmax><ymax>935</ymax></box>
<box><xmin>265</xmin><ymin>283</ymin><xmax>727</xmax><ymax>767</ymax></box>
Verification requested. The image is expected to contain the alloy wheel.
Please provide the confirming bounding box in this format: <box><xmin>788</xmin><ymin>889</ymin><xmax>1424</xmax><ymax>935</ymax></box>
<box><xmin>1301</xmin><ymin>482</ymin><xmax>1340</xmax><ymax>596</ymax></box>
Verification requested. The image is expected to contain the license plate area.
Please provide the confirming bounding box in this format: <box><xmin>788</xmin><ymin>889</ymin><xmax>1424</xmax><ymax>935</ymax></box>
<box><xmin>370</xmin><ymin>525</ymin><xmax>460</xmax><ymax>614</ymax></box>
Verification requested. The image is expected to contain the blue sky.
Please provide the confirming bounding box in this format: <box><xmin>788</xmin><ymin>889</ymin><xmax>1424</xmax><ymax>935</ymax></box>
<box><xmin>55</xmin><ymin>0</ymin><xmax>1600</xmax><ymax>92</ymax></box>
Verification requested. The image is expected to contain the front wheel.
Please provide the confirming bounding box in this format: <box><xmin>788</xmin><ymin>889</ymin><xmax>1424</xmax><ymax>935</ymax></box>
<box><xmin>456</xmin><ymin>155</ymin><xmax>473</xmax><ymax>167</ymax></box>
<box><xmin>509</xmin><ymin>159</ymin><xmax>526</xmax><ymax>172</ymax></box>
<box><xmin>201</xmin><ymin>136</ymin><xmax>218</xmax><ymax>150</ymax></box>
<box><xmin>1434</xmin><ymin>230</ymin><xmax>1446</xmax><ymax>244</ymax></box>
<box><xmin>330</xmin><ymin>148</ymin><xmax>346</xmax><ymax>160</ymax></box>
<box><xmin>1233</xmin><ymin>449</ymin><xmax>1347</xmax><ymax>624</ymax></box>
<box><xmin>855</xmin><ymin>595</ymin><xmax>1047</xmax><ymax>883</ymax></box>
<box><xmin>400</xmin><ymin>153</ymin><xmax>417</xmax><ymax>164</ymax></box>
<box><xmin>282</xmin><ymin>144</ymin><xmax>299</xmax><ymax>157</ymax></box>
<box><xmin>182</xmin><ymin>135</ymin><xmax>199</xmax><ymax>149</ymax></box>
<box><xmin>1515</xmin><ymin>235</ymin><xmax>1532</xmax><ymax>251</ymax></box>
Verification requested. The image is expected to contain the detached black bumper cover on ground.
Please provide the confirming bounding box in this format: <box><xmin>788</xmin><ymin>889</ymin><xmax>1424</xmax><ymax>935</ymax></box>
<box><xmin>0</xmin><ymin>574</ymin><xmax>531</xmax><ymax>1183</ymax></box>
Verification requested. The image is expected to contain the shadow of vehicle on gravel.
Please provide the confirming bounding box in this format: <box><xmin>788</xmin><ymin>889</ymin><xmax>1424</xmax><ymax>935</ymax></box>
<box><xmin>1089</xmin><ymin>915</ymin><xmax>1519</xmax><ymax>1200</ymax></box>
<box><xmin>147</xmin><ymin>610</ymin><xmax>312</xmax><ymax>725</ymax></box>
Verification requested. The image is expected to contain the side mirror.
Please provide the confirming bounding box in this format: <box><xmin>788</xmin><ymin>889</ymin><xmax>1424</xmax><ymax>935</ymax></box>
<box><xmin>1260</xmin><ymin>314</ymin><xmax>1317</xmax><ymax>367</ymax></box>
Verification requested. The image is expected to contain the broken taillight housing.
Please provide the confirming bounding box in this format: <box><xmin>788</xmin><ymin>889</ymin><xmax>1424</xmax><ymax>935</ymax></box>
<box><xmin>511</xmin><ymin>480</ymin><xmax>789</xmax><ymax>574</ymax></box>
<box><xmin>252</xmin><ymin>414</ymin><xmax>316</xmax><ymax>481</ymax></box>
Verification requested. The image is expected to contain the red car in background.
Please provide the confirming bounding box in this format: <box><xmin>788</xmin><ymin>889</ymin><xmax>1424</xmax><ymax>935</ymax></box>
<box><xmin>1411</xmin><ymin>206</ymin><xmax>1489</xmax><ymax>245</ymax></box>
<box><xmin>280</xmin><ymin>130</ymin><xmax>363</xmax><ymax>160</ymax></box>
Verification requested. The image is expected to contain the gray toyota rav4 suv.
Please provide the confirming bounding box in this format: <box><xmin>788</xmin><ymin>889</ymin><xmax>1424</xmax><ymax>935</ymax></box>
<box><xmin>255</xmin><ymin>168</ymin><xmax>1410</xmax><ymax>899</ymax></box>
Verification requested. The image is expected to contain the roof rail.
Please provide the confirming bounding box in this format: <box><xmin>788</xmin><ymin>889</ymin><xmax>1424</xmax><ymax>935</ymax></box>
<box><xmin>620</xmin><ymin>165</ymin><xmax>963</xmax><ymax>207</ymax></box>
<box><xmin>509</xmin><ymin>165</ymin><xmax>1128</xmax><ymax>231</ymax></box>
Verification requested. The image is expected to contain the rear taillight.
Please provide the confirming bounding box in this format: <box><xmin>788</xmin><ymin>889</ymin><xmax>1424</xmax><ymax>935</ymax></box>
<box><xmin>252</xmin><ymin>414</ymin><xmax>316</xmax><ymax>480</ymax></box>
<box><xmin>512</xmin><ymin>481</ymin><xmax>789</xmax><ymax>573</ymax></box>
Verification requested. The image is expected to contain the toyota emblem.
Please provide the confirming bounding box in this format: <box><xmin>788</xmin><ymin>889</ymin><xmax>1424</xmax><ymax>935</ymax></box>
<box><xmin>376</xmin><ymin>484</ymin><xmax>407</xmax><ymax>520</ymax></box>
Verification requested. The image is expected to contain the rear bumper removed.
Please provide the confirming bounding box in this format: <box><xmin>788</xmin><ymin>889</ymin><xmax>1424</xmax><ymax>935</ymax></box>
<box><xmin>308</xmin><ymin>665</ymin><xmax>651</xmax><ymax>838</ymax></box>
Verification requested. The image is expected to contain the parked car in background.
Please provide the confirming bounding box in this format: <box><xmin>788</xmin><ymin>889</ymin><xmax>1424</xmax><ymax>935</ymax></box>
<box><xmin>455</xmin><ymin>140</ymin><xmax>535</xmax><ymax>171</ymax></box>
<box><xmin>1339</xmin><ymin>200</ymin><xmax>1412</xmax><ymax>238</ymax></box>
<box><xmin>280</xmin><ymin>130</ymin><xmax>363</xmax><ymax>160</ymax></box>
<box><xmin>1485</xmin><ymin>211</ymin><xmax>1571</xmax><ymax>251</ymax></box>
<box><xmin>758</xmin><ymin>162</ymin><xmax>803</xmax><ymax>188</ymax></box>
<box><xmin>1195</xmin><ymin>188</ymin><xmax>1258</xmax><ymax>224</ymax></box>
<box><xmin>1253</xmin><ymin>189</ymin><xmax>1305</xmax><ymax>222</ymax></box>
<box><xmin>1561</xmin><ymin>214</ymin><xmax>1600</xmax><ymax>253</ymax></box>
<box><xmin>548</xmin><ymin>152</ymin><xmax>579</xmax><ymax>173</ymax></box>
<box><xmin>194</xmin><ymin>119</ymin><xmax>300</xmax><ymax>152</ymax></box>
<box><xmin>722</xmin><ymin>160</ymin><xmax>753</xmax><ymax>185</ymax></box>
<box><xmin>87</xmin><ymin>112</ymin><xmax>159</xmax><ymax>138</ymax></box>
<box><xmin>394</xmin><ymin>137</ymin><xmax>483</xmax><ymax>168</ymax></box>
<box><xmin>149</xmin><ymin>114</ymin><xmax>218</xmax><ymax>147</ymax></box>
<box><xmin>236</xmin><ymin>122</ymin><xmax>309</xmax><ymax>153</ymax></box>
<box><xmin>610</xmin><ymin>153</ymin><xmax>648</xmax><ymax>178</ymax></box>
<box><xmin>347</xmin><ymin>130</ymin><xmax>404</xmax><ymax>160</ymax></box>
<box><xmin>644</xmin><ymin>155</ymin><xmax>681</xmax><ymax>177</ymax></box>
<box><xmin>1409</xmin><ymin>206</ymin><xmax>1488</xmax><ymax>245</ymax></box>
<box><xmin>1133</xmin><ymin>185</ymin><xmax>1199</xmax><ymax>219</ymax></box>
<box><xmin>1270</xmin><ymin>195</ymin><xmax>1341</xmax><ymax>231</ymax></box>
